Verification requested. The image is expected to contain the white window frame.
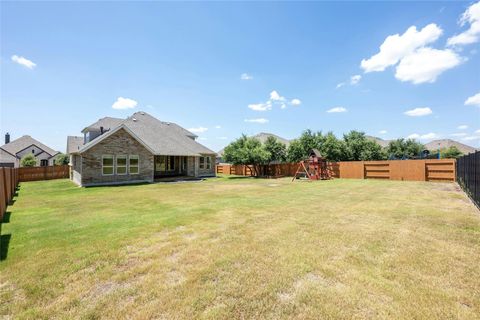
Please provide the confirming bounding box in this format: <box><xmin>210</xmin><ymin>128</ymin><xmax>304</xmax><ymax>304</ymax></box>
<box><xmin>129</xmin><ymin>155</ymin><xmax>139</xmax><ymax>175</ymax></box>
<box><xmin>116</xmin><ymin>155</ymin><xmax>127</xmax><ymax>175</ymax></box>
<box><xmin>102</xmin><ymin>155</ymin><xmax>114</xmax><ymax>176</ymax></box>
<box><xmin>199</xmin><ymin>156</ymin><xmax>205</xmax><ymax>169</ymax></box>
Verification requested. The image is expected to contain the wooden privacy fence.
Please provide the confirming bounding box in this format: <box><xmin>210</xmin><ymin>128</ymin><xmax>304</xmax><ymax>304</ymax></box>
<box><xmin>18</xmin><ymin>165</ymin><xmax>69</xmax><ymax>182</ymax></box>
<box><xmin>216</xmin><ymin>159</ymin><xmax>456</xmax><ymax>182</ymax></box>
<box><xmin>1</xmin><ymin>167</ymin><xmax>19</xmax><ymax>222</ymax></box>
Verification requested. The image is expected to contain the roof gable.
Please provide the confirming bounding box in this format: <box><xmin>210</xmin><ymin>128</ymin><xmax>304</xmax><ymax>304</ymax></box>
<box><xmin>1</xmin><ymin>135</ymin><xmax>58</xmax><ymax>157</ymax></box>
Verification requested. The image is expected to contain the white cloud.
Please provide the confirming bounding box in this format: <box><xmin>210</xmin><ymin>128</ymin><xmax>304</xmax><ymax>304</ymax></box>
<box><xmin>240</xmin><ymin>73</ymin><xmax>253</xmax><ymax>80</ymax></box>
<box><xmin>465</xmin><ymin>92</ymin><xmax>480</xmax><ymax>106</ymax></box>
<box><xmin>214</xmin><ymin>125</ymin><xmax>221</xmax><ymax>129</ymax></box>
<box><xmin>462</xmin><ymin>135</ymin><xmax>480</xmax><ymax>141</ymax></box>
<box><xmin>11</xmin><ymin>55</ymin><xmax>36</xmax><ymax>69</ymax></box>
<box><xmin>407</xmin><ymin>132</ymin><xmax>438</xmax><ymax>140</ymax></box>
<box><xmin>198</xmin><ymin>137</ymin><xmax>208</xmax><ymax>141</ymax></box>
<box><xmin>361</xmin><ymin>24</ymin><xmax>443</xmax><ymax>72</ymax></box>
<box><xmin>112</xmin><ymin>97</ymin><xmax>138</xmax><ymax>110</ymax></box>
<box><xmin>248</xmin><ymin>90</ymin><xmax>300</xmax><ymax>111</ymax></box>
<box><xmin>248</xmin><ymin>102</ymin><xmax>272</xmax><ymax>111</ymax></box>
<box><xmin>457</xmin><ymin>124</ymin><xmax>469</xmax><ymax>130</ymax></box>
<box><xmin>270</xmin><ymin>90</ymin><xmax>286</xmax><ymax>102</ymax></box>
<box><xmin>244</xmin><ymin>118</ymin><xmax>269</xmax><ymax>124</ymax></box>
<box><xmin>336</xmin><ymin>75</ymin><xmax>362</xmax><ymax>89</ymax></box>
<box><xmin>476</xmin><ymin>129</ymin><xmax>480</xmax><ymax>134</ymax></box>
<box><xmin>326</xmin><ymin>107</ymin><xmax>347</xmax><ymax>113</ymax></box>
<box><xmin>395</xmin><ymin>48</ymin><xmax>463</xmax><ymax>84</ymax></box>
<box><xmin>379</xmin><ymin>130</ymin><xmax>387</xmax><ymax>134</ymax></box>
<box><xmin>350</xmin><ymin>75</ymin><xmax>362</xmax><ymax>85</ymax></box>
<box><xmin>217</xmin><ymin>136</ymin><xmax>228</xmax><ymax>140</ymax></box>
<box><xmin>188</xmin><ymin>127</ymin><xmax>208</xmax><ymax>133</ymax></box>
<box><xmin>450</xmin><ymin>132</ymin><xmax>467</xmax><ymax>137</ymax></box>
<box><xmin>447</xmin><ymin>1</ymin><xmax>480</xmax><ymax>47</ymax></box>
<box><xmin>404</xmin><ymin>107</ymin><xmax>432</xmax><ymax>116</ymax></box>
<box><xmin>291</xmin><ymin>98</ymin><xmax>302</xmax><ymax>106</ymax></box>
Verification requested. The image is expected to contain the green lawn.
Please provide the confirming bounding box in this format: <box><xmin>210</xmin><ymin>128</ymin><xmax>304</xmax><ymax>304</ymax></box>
<box><xmin>1</xmin><ymin>177</ymin><xmax>479</xmax><ymax>319</ymax></box>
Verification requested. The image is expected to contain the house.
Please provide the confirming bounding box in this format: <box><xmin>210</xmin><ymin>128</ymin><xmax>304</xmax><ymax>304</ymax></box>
<box><xmin>67</xmin><ymin>111</ymin><xmax>216</xmax><ymax>186</ymax></box>
<box><xmin>0</xmin><ymin>133</ymin><xmax>60</xmax><ymax>167</ymax></box>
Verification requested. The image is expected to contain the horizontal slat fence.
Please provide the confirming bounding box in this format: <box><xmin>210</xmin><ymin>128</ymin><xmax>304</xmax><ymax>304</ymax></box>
<box><xmin>1</xmin><ymin>167</ymin><xmax>19</xmax><ymax>222</ymax></box>
<box><xmin>216</xmin><ymin>159</ymin><xmax>456</xmax><ymax>182</ymax></box>
<box><xmin>18</xmin><ymin>165</ymin><xmax>69</xmax><ymax>182</ymax></box>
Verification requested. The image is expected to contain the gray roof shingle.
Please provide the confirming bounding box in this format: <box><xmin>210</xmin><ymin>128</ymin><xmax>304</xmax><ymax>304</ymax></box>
<box><xmin>76</xmin><ymin>112</ymin><xmax>215</xmax><ymax>156</ymax></box>
<box><xmin>67</xmin><ymin>136</ymin><xmax>84</xmax><ymax>154</ymax></box>
<box><xmin>81</xmin><ymin>117</ymin><xmax>123</xmax><ymax>133</ymax></box>
<box><xmin>1</xmin><ymin>135</ymin><xmax>58</xmax><ymax>157</ymax></box>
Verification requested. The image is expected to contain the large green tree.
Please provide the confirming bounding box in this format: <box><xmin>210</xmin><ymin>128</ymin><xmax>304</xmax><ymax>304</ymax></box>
<box><xmin>264</xmin><ymin>136</ymin><xmax>287</xmax><ymax>164</ymax></box>
<box><xmin>223</xmin><ymin>135</ymin><xmax>270</xmax><ymax>176</ymax></box>
<box><xmin>386</xmin><ymin>139</ymin><xmax>424</xmax><ymax>159</ymax></box>
<box><xmin>21</xmin><ymin>154</ymin><xmax>37</xmax><ymax>167</ymax></box>
<box><xmin>319</xmin><ymin>132</ymin><xmax>347</xmax><ymax>161</ymax></box>
<box><xmin>343</xmin><ymin>131</ymin><xmax>384</xmax><ymax>161</ymax></box>
<box><xmin>287</xmin><ymin>129</ymin><xmax>323</xmax><ymax>162</ymax></box>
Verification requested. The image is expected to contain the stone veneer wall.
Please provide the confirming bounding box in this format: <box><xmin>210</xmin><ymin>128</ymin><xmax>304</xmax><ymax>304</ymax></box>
<box><xmin>197</xmin><ymin>154</ymin><xmax>216</xmax><ymax>177</ymax></box>
<box><xmin>80</xmin><ymin>128</ymin><xmax>154</xmax><ymax>186</ymax></box>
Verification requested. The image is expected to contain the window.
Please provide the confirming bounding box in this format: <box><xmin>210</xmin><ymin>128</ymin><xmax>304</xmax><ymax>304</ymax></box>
<box><xmin>32</xmin><ymin>149</ymin><xmax>35</xmax><ymax>154</ymax></box>
<box><xmin>116</xmin><ymin>155</ymin><xmax>127</xmax><ymax>175</ymax></box>
<box><xmin>102</xmin><ymin>155</ymin><xmax>114</xmax><ymax>175</ymax></box>
<box><xmin>167</xmin><ymin>156</ymin><xmax>175</xmax><ymax>171</ymax></box>
<box><xmin>40</xmin><ymin>159</ymin><xmax>48</xmax><ymax>167</ymax></box>
<box><xmin>206</xmin><ymin>156</ymin><xmax>212</xmax><ymax>170</ymax></box>
<box><xmin>129</xmin><ymin>155</ymin><xmax>139</xmax><ymax>174</ymax></box>
<box><xmin>199</xmin><ymin>156</ymin><xmax>205</xmax><ymax>169</ymax></box>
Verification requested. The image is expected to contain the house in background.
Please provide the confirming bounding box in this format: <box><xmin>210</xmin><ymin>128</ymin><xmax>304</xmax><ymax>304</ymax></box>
<box><xmin>0</xmin><ymin>133</ymin><xmax>60</xmax><ymax>168</ymax></box>
<box><xmin>67</xmin><ymin>111</ymin><xmax>216</xmax><ymax>187</ymax></box>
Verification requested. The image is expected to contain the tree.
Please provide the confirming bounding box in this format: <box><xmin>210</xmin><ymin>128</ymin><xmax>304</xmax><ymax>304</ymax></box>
<box><xmin>21</xmin><ymin>154</ymin><xmax>37</xmax><ymax>167</ymax></box>
<box><xmin>440</xmin><ymin>146</ymin><xmax>463</xmax><ymax>159</ymax></box>
<box><xmin>263</xmin><ymin>136</ymin><xmax>287</xmax><ymax>164</ymax></box>
<box><xmin>223</xmin><ymin>135</ymin><xmax>270</xmax><ymax>176</ymax></box>
<box><xmin>319</xmin><ymin>132</ymin><xmax>347</xmax><ymax>161</ymax></box>
<box><xmin>287</xmin><ymin>129</ymin><xmax>323</xmax><ymax>162</ymax></box>
<box><xmin>343</xmin><ymin>131</ymin><xmax>384</xmax><ymax>161</ymax></box>
<box><xmin>386</xmin><ymin>139</ymin><xmax>424</xmax><ymax>159</ymax></box>
<box><xmin>55</xmin><ymin>153</ymin><xmax>69</xmax><ymax>165</ymax></box>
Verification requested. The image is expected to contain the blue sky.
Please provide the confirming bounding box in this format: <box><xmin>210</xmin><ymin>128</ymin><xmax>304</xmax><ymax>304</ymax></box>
<box><xmin>1</xmin><ymin>1</ymin><xmax>479</xmax><ymax>153</ymax></box>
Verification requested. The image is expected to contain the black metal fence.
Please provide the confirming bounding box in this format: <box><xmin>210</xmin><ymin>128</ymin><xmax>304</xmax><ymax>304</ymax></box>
<box><xmin>456</xmin><ymin>151</ymin><xmax>479</xmax><ymax>209</ymax></box>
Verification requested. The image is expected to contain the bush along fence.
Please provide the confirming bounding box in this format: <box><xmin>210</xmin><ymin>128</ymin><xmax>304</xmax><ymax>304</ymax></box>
<box><xmin>1</xmin><ymin>167</ymin><xmax>19</xmax><ymax>222</ymax></box>
<box><xmin>18</xmin><ymin>165</ymin><xmax>69</xmax><ymax>182</ymax></box>
<box><xmin>216</xmin><ymin>159</ymin><xmax>456</xmax><ymax>182</ymax></box>
<box><xmin>456</xmin><ymin>151</ymin><xmax>479</xmax><ymax>208</ymax></box>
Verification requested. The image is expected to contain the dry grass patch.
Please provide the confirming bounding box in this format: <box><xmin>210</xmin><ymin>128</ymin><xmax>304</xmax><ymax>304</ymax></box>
<box><xmin>0</xmin><ymin>177</ymin><xmax>479</xmax><ymax>319</ymax></box>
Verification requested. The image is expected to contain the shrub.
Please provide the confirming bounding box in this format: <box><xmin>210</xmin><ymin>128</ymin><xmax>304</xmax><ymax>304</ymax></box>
<box><xmin>21</xmin><ymin>153</ymin><xmax>37</xmax><ymax>167</ymax></box>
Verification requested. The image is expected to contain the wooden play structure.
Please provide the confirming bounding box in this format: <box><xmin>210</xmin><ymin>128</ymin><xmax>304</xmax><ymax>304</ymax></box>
<box><xmin>291</xmin><ymin>149</ymin><xmax>331</xmax><ymax>181</ymax></box>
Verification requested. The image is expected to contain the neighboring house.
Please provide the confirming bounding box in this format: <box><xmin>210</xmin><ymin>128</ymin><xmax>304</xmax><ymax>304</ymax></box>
<box><xmin>67</xmin><ymin>111</ymin><xmax>216</xmax><ymax>187</ymax></box>
<box><xmin>0</xmin><ymin>133</ymin><xmax>59</xmax><ymax>167</ymax></box>
<box><xmin>217</xmin><ymin>132</ymin><xmax>291</xmax><ymax>163</ymax></box>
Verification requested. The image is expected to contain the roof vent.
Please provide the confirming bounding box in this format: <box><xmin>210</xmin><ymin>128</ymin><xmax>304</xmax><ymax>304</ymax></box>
<box><xmin>140</xmin><ymin>112</ymin><xmax>145</xmax><ymax>115</ymax></box>
<box><xmin>132</xmin><ymin>118</ymin><xmax>137</xmax><ymax>122</ymax></box>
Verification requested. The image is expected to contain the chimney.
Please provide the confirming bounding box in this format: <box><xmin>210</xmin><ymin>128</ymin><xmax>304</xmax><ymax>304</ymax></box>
<box><xmin>100</xmin><ymin>126</ymin><xmax>104</xmax><ymax>134</ymax></box>
<box><xmin>5</xmin><ymin>132</ymin><xmax>10</xmax><ymax>144</ymax></box>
